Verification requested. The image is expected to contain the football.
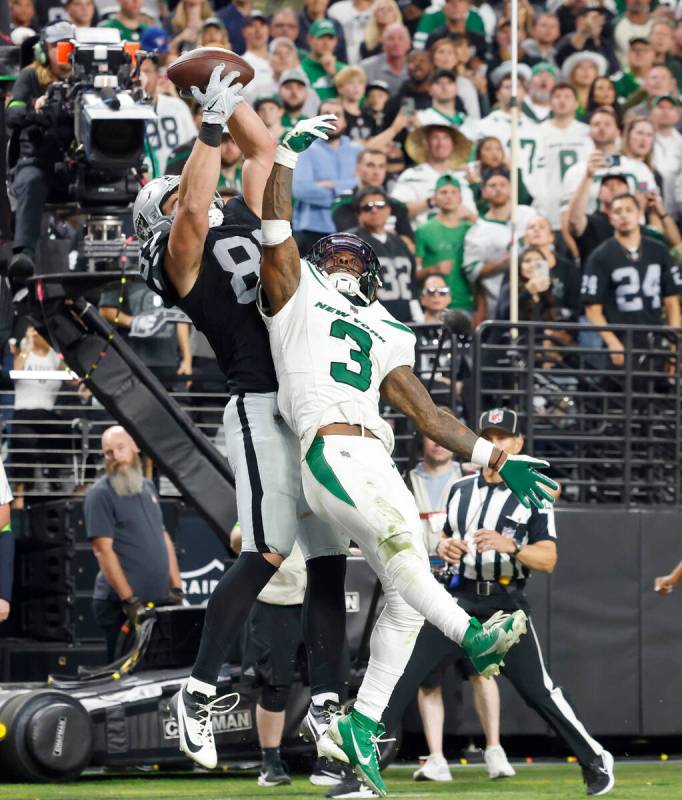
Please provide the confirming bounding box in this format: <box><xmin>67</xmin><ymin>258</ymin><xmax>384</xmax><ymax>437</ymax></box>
<box><xmin>166</xmin><ymin>47</ymin><xmax>255</xmax><ymax>94</ymax></box>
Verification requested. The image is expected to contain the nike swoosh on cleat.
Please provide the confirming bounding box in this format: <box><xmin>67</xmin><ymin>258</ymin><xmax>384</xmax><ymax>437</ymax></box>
<box><xmin>178</xmin><ymin>701</ymin><xmax>205</xmax><ymax>753</ymax></box>
<box><xmin>350</xmin><ymin>728</ymin><xmax>373</xmax><ymax>766</ymax></box>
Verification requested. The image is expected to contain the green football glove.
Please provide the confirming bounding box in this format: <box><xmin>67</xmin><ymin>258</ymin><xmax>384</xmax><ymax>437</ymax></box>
<box><xmin>498</xmin><ymin>455</ymin><xmax>558</xmax><ymax>510</ymax></box>
<box><xmin>281</xmin><ymin>114</ymin><xmax>338</xmax><ymax>153</ymax></box>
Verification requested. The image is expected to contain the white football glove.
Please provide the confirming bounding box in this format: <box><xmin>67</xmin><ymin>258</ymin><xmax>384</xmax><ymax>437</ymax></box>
<box><xmin>191</xmin><ymin>65</ymin><xmax>244</xmax><ymax>126</ymax></box>
<box><xmin>276</xmin><ymin>114</ymin><xmax>338</xmax><ymax>168</ymax></box>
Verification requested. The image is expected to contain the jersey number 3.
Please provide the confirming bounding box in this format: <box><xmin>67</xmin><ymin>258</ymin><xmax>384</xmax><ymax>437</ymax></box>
<box><xmin>329</xmin><ymin>320</ymin><xmax>373</xmax><ymax>392</ymax></box>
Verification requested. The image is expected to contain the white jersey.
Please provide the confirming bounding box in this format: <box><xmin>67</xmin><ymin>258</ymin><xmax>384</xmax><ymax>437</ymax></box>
<box><xmin>535</xmin><ymin>119</ymin><xmax>591</xmax><ymax>229</ymax></box>
<box><xmin>145</xmin><ymin>94</ymin><xmax>197</xmax><ymax>175</ymax></box>
<box><xmin>462</xmin><ymin>206</ymin><xmax>536</xmax><ymax>316</ymax></box>
<box><xmin>261</xmin><ymin>260</ymin><xmax>416</xmax><ymax>456</ymax></box>
<box><xmin>560</xmin><ymin>153</ymin><xmax>658</xmax><ymax>215</ymax></box>
<box><xmin>0</xmin><ymin>459</ymin><xmax>12</xmax><ymax>506</ymax></box>
<box><xmin>654</xmin><ymin>130</ymin><xmax>682</xmax><ymax>216</ymax></box>
<box><xmin>476</xmin><ymin>109</ymin><xmax>542</xmax><ymax>188</ymax></box>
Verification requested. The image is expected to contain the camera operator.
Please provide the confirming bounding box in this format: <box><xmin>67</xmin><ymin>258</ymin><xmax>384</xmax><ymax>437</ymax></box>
<box><xmin>6</xmin><ymin>21</ymin><xmax>75</xmax><ymax>277</ymax></box>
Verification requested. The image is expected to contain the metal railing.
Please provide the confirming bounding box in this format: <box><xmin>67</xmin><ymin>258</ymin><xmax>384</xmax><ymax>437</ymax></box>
<box><xmin>473</xmin><ymin>321</ymin><xmax>682</xmax><ymax>505</ymax></box>
<box><xmin>1</xmin><ymin>321</ymin><xmax>680</xmax><ymax>505</ymax></box>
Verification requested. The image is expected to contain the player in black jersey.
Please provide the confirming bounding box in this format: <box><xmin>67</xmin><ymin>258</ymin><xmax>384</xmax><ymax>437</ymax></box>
<box><xmin>581</xmin><ymin>192</ymin><xmax>681</xmax><ymax>366</ymax></box>
<box><xmin>134</xmin><ymin>66</ymin><xmax>347</xmax><ymax>775</ymax></box>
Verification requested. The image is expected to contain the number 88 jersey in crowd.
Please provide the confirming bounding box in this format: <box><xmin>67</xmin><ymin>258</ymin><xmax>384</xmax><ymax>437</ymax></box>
<box><xmin>260</xmin><ymin>258</ymin><xmax>416</xmax><ymax>457</ymax></box>
<box><xmin>139</xmin><ymin>195</ymin><xmax>277</xmax><ymax>394</ymax></box>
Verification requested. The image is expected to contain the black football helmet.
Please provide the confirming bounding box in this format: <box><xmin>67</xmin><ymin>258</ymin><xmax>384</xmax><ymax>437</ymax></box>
<box><xmin>307</xmin><ymin>233</ymin><xmax>383</xmax><ymax>306</ymax></box>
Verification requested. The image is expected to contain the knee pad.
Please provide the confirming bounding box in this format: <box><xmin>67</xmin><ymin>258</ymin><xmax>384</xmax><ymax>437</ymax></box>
<box><xmin>260</xmin><ymin>684</ymin><xmax>290</xmax><ymax>713</ymax></box>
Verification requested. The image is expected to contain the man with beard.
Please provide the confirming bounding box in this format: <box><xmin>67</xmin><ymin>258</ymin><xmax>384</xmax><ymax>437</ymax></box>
<box><xmin>521</xmin><ymin>63</ymin><xmax>558</xmax><ymax>124</ymax></box>
<box><xmin>279</xmin><ymin>67</ymin><xmax>319</xmax><ymax>131</ymax></box>
<box><xmin>85</xmin><ymin>426</ymin><xmax>183</xmax><ymax>662</ymax></box>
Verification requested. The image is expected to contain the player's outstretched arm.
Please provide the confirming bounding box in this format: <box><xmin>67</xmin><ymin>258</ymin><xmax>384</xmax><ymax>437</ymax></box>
<box><xmin>226</xmin><ymin>101</ymin><xmax>276</xmax><ymax>219</ymax></box>
<box><xmin>380</xmin><ymin>366</ymin><xmax>558</xmax><ymax>509</ymax></box>
<box><xmin>261</xmin><ymin>115</ymin><xmax>337</xmax><ymax>315</ymax></box>
<box><xmin>166</xmin><ymin>67</ymin><xmax>243</xmax><ymax>293</ymax></box>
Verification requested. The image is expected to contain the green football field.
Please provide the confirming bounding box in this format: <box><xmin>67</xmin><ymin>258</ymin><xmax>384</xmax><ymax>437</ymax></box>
<box><xmin>1</xmin><ymin>762</ymin><xmax>681</xmax><ymax>800</ymax></box>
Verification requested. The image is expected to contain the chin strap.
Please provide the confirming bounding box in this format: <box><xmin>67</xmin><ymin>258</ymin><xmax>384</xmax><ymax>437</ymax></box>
<box><xmin>326</xmin><ymin>271</ymin><xmax>370</xmax><ymax>306</ymax></box>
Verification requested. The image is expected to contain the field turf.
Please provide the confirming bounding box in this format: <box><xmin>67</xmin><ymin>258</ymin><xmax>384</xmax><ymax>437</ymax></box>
<box><xmin>1</xmin><ymin>762</ymin><xmax>681</xmax><ymax>800</ymax></box>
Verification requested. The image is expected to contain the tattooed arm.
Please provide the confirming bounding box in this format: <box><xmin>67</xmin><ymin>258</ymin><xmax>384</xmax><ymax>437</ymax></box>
<box><xmin>260</xmin><ymin>115</ymin><xmax>337</xmax><ymax>315</ymax></box>
<box><xmin>380</xmin><ymin>366</ymin><xmax>502</xmax><ymax>465</ymax></box>
<box><xmin>260</xmin><ymin>162</ymin><xmax>302</xmax><ymax>315</ymax></box>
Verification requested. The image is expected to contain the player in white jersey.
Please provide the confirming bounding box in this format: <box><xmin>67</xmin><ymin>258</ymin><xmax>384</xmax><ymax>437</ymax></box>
<box><xmin>256</xmin><ymin>117</ymin><xmax>558</xmax><ymax>796</ymax></box>
<box><xmin>534</xmin><ymin>84</ymin><xmax>592</xmax><ymax>230</ymax></box>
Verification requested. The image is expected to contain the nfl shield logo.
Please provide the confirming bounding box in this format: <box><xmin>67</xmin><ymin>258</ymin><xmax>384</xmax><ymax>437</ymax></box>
<box><xmin>489</xmin><ymin>409</ymin><xmax>504</xmax><ymax>424</ymax></box>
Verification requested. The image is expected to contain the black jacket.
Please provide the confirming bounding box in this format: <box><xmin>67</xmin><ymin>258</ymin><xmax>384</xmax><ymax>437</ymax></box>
<box><xmin>7</xmin><ymin>67</ymin><xmax>73</xmax><ymax>165</ymax></box>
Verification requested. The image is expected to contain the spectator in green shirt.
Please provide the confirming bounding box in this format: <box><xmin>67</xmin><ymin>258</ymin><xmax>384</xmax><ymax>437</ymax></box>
<box><xmin>99</xmin><ymin>0</ymin><xmax>148</xmax><ymax>42</ymax></box>
<box><xmin>611</xmin><ymin>37</ymin><xmax>655</xmax><ymax>101</ymax></box>
<box><xmin>301</xmin><ymin>19</ymin><xmax>347</xmax><ymax>100</ymax></box>
<box><xmin>414</xmin><ymin>174</ymin><xmax>477</xmax><ymax>312</ymax></box>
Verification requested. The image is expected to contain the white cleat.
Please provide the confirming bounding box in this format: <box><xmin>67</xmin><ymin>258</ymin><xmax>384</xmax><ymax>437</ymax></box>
<box><xmin>170</xmin><ymin>684</ymin><xmax>239</xmax><ymax>769</ymax></box>
<box><xmin>413</xmin><ymin>753</ymin><xmax>452</xmax><ymax>782</ymax></box>
<box><xmin>484</xmin><ymin>745</ymin><xmax>516</xmax><ymax>779</ymax></box>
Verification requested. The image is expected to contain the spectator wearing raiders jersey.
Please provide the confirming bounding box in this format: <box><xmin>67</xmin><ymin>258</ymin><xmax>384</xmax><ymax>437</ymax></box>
<box><xmin>139</xmin><ymin>57</ymin><xmax>197</xmax><ymax>176</ymax></box>
<box><xmin>333</xmin><ymin>149</ymin><xmax>414</xmax><ymax>247</ymax></box>
<box><xmin>581</xmin><ymin>192</ymin><xmax>682</xmax><ymax>366</ymax></box>
<box><xmin>383</xmin><ymin>409</ymin><xmax>615</xmax><ymax>798</ymax></box>
<box><xmin>351</xmin><ymin>186</ymin><xmax>420</xmax><ymax>322</ymax></box>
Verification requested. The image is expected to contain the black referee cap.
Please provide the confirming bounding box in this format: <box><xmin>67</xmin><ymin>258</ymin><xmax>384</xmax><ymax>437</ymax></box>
<box><xmin>478</xmin><ymin>408</ymin><xmax>520</xmax><ymax>436</ymax></box>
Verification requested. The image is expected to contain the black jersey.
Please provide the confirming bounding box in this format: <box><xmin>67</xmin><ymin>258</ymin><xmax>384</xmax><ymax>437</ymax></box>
<box><xmin>139</xmin><ymin>195</ymin><xmax>277</xmax><ymax>394</ymax></box>
<box><xmin>350</xmin><ymin>226</ymin><xmax>418</xmax><ymax>322</ymax></box>
<box><xmin>580</xmin><ymin>235</ymin><xmax>682</xmax><ymax>328</ymax></box>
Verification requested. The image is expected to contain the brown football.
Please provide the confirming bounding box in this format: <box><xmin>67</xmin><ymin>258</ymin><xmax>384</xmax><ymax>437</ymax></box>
<box><xmin>167</xmin><ymin>47</ymin><xmax>255</xmax><ymax>94</ymax></box>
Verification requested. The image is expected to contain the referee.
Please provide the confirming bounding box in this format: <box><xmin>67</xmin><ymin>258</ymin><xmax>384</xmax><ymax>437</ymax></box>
<box><xmin>383</xmin><ymin>409</ymin><xmax>615</xmax><ymax>797</ymax></box>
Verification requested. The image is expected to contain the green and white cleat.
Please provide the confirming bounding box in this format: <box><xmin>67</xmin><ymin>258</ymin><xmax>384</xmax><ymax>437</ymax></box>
<box><xmin>462</xmin><ymin>609</ymin><xmax>528</xmax><ymax>678</ymax></box>
<box><xmin>322</xmin><ymin>709</ymin><xmax>390</xmax><ymax>797</ymax></box>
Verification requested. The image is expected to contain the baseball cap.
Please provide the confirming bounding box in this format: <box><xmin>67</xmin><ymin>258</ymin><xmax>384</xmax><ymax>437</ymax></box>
<box><xmin>531</xmin><ymin>62</ymin><xmax>559</xmax><ymax>79</ymax></box>
<box><xmin>366</xmin><ymin>79</ymin><xmax>390</xmax><ymax>94</ymax></box>
<box><xmin>652</xmin><ymin>94</ymin><xmax>679</xmax><ymax>106</ymax></box>
<box><xmin>309</xmin><ymin>19</ymin><xmax>337</xmax><ymax>38</ymax></box>
<box><xmin>201</xmin><ymin>16</ymin><xmax>226</xmax><ymax>31</ymax></box>
<box><xmin>435</xmin><ymin>174</ymin><xmax>461</xmax><ymax>190</ymax></box>
<box><xmin>43</xmin><ymin>21</ymin><xmax>76</xmax><ymax>43</ymax></box>
<box><xmin>482</xmin><ymin>165</ymin><xmax>511</xmax><ymax>184</ymax></box>
<box><xmin>279</xmin><ymin>66</ymin><xmax>309</xmax><ymax>87</ymax></box>
<box><xmin>244</xmin><ymin>10</ymin><xmax>268</xmax><ymax>25</ymax></box>
<box><xmin>254</xmin><ymin>93</ymin><xmax>284</xmax><ymax>110</ymax></box>
<box><xmin>478</xmin><ymin>408</ymin><xmax>520</xmax><ymax>436</ymax></box>
<box><xmin>430</xmin><ymin>68</ymin><xmax>457</xmax><ymax>83</ymax></box>
<box><xmin>629</xmin><ymin>35</ymin><xmax>651</xmax><ymax>46</ymax></box>
<box><xmin>140</xmin><ymin>26</ymin><xmax>170</xmax><ymax>54</ymax></box>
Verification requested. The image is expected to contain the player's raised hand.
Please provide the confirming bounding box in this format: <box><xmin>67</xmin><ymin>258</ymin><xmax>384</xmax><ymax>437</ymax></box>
<box><xmin>282</xmin><ymin>114</ymin><xmax>338</xmax><ymax>153</ymax></box>
<box><xmin>498</xmin><ymin>455</ymin><xmax>558</xmax><ymax>510</ymax></box>
<box><xmin>191</xmin><ymin>66</ymin><xmax>244</xmax><ymax>126</ymax></box>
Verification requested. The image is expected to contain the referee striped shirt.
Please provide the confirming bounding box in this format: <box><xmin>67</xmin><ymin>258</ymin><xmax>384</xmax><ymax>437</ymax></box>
<box><xmin>443</xmin><ymin>474</ymin><xmax>557</xmax><ymax>582</ymax></box>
